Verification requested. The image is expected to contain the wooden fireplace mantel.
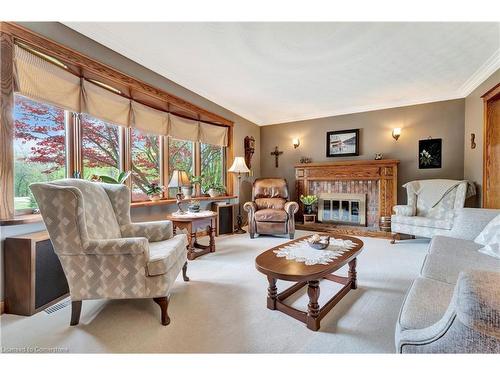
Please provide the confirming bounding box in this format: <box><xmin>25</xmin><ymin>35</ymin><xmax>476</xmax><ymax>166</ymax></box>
<box><xmin>295</xmin><ymin>159</ymin><xmax>399</xmax><ymax>219</ymax></box>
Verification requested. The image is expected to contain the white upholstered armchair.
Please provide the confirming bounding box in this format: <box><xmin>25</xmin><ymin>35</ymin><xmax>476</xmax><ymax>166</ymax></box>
<box><xmin>30</xmin><ymin>179</ymin><xmax>189</xmax><ymax>326</ymax></box>
<box><xmin>391</xmin><ymin>179</ymin><xmax>475</xmax><ymax>243</ymax></box>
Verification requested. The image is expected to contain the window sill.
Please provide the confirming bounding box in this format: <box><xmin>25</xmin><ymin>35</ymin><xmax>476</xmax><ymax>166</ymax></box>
<box><xmin>0</xmin><ymin>213</ymin><xmax>43</xmax><ymax>226</ymax></box>
<box><xmin>0</xmin><ymin>196</ymin><xmax>238</xmax><ymax>225</ymax></box>
<box><xmin>130</xmin><ymin>195</ymin><xmax>237</xmax><ymax>208</ymax></box>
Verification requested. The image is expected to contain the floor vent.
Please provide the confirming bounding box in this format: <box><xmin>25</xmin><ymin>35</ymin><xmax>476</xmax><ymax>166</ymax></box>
<box><xmin>44</xmin><ymin>298</ymin><xmax>71</xmax><ymax>314</ymax></box>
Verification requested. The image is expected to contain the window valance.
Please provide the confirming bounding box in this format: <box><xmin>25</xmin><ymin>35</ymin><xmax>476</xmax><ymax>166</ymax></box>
<box><xmin>13</xmin><ymin>44</ymin><xmax>81</xmax><ymax>112</ymax></box>
<box><xmin>169</xmin><ymin>114</ymin><xmax>199</xmax><ymax>142</ymax></box>
<box><xmin>81</xmin><ymin>80</ymin><xmax>131</xmax><ymax>127</ymax></box>
<box><xmin>199</xmin><ymin>122</ymin><xmax>228</xmax><ymax>146</ymax></box>
<box><xmin>131</xmin><ymin>101</ymin><xmax>169</xmax><ymax>135</ymax></box>
<box><xmin>13</xmin><ymin>45</ymin><xmax>229</xmax><ymax>142</ymax></box>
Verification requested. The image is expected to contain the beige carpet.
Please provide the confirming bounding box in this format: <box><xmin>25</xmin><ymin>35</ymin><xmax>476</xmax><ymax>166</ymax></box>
<box><xmin>0</xmin><ymin>230</ymin><xmax>428</xmax><ymax>353</ymax></box>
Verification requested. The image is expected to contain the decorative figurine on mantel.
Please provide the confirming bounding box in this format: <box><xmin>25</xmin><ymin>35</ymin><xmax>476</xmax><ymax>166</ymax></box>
<box><xmin>374</xmin><ymin>153</ymin><xmax>383</xmax><ymax>160</ymax></box>
<box><xmin>270</xmin><ymin>146</ymin><xmax>283</xmax><ymax>168</ymax></box>
<box><xmin>300</xmin><ymin>156</ymin><xmax>312</xmax><ymax>164</ymax></box>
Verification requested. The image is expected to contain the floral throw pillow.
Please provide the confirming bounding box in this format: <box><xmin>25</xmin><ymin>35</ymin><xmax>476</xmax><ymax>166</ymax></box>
<box><xmin>475</xmin><ymin>214</ymin><xmax>500</xmax><ymax>259</ymax></box>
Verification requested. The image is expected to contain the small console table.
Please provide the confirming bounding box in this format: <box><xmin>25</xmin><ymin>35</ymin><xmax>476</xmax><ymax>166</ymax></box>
<box><xmin>166</xmin><ymin>211</ymin><xmax>218</xmax><ymax>260</ymax></box>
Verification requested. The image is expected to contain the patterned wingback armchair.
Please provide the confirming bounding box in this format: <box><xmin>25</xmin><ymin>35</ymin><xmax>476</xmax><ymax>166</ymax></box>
<box><xmin>391</xmin><ymin>179</ymin><xmax>473</xmax><ymax>243</ymax></box>
<box><xmin>30</xmin><ymin>179</ymin><xmax>189</xmax><ymax>326</ymax></box>
<box><xmin>243</xmin><ymin>178</ymin><xmax>298</xmax><ymax>239</ymax></box>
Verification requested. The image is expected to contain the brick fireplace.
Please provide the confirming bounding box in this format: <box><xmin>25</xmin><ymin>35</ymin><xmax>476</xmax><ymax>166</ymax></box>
<box><xmin>295</xmin><ymin>160</ymin><xmax>399</xmax><ymax>231</ymax></box>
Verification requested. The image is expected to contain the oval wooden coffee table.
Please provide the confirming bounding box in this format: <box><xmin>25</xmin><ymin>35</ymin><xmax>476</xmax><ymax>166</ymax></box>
<box><xmin>255</xmin><ymin>233</ymin><xmax>364</xmax><ymax>331</ymax></box>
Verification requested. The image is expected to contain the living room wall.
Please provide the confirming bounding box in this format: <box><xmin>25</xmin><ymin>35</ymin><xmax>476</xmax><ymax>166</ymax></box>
<box><xmin>0</xmin><ymin>22</ymin><xmax>262</xmax><ymax>303</ymax></box>
<box><xmin>464</xmin><ymin>68</ymin><xmax>500</xmax><ymax>207</ymax></box>
<box><xmin>260</xmin><ymin>99</ymin><xmax>466</xmax><ymax>204</ymax></box>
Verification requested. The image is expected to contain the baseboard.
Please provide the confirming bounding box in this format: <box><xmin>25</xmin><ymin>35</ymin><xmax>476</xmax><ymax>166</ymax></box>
<box><xmin>0</xmin><ymin>300</ymin><xmax>4</xmax><ymax>315</ymax></box>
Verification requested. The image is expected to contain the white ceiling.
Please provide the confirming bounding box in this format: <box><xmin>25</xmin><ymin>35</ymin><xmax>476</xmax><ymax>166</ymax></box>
<box><xmin>65</xmin><ymin>22</ymin><xmax>500</xmax><ymax>125</ymax></box>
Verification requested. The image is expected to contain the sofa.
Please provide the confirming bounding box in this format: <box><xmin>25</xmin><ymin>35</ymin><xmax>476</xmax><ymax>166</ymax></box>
<box><xmin>391</xmin><ymin>179</ymin><xmax>474</xmax><ymax>242</ymax></box>
<box><xmin>244</xmin><ymin>178</ymin><xmax>299</xmax><ymax>239</ymax></box>
<box><xmin>395</xmin><ymin>208</ymin><xmax>500</xmax><ymax>353</ymax></box>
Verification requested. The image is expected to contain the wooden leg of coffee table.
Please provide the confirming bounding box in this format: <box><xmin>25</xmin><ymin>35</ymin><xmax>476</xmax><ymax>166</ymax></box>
<box><xmin>348</xmin><ymin>258</ymin><xmax>357</xmax><ymax>290</ymax></box>
<box><xmin>306</xmin><ymin>280</ymin><xmax>321</xmax><ymax>331</ymax></box>
<box><xmin>267</xmin><ymin>276</ymin><xmax>277</xmax><ymax>310</ymax></box>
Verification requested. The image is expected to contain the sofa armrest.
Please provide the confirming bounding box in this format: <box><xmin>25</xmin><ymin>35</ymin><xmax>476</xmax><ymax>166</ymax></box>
<box><xmin>393</xmin><ymin>205</ymin><xmax>414</xmax><ymax>216</ymax></box>
<box><xmin>454</xmin><ymin>271</ymin><xmax>500</xmax><ymax>339</ymax></box>
<box><xmin>83</xmin><ymin>237</ymin><xmax>149</xmax><ymax>256</ymax></box>
<box><xmin>285</xmin><ymin>201</ymin><xmax>299</xmax><ymax>217</ymax></box>
<box><xmin>448</xmin><ymin>208</ymin><xmax>500</xmax><ymax>240</ymax></box>
<box><xmin>121</xmin><ymin>220</ymin><xmax>173</xmax><ymax>242</ymax></box>
<box><xmin>244</xmin><ymin>201</ymin><xmax>257</xmax><ymax>214</ymax></box>
<box><xmin>396</xmin><ymin>270</ymin><xmax>500</xmax><ymax>353</ymax></box>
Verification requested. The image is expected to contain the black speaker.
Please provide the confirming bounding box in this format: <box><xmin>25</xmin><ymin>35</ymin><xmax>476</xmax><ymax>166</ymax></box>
<box><xmin>212</xmin><ymin>202</ymin><xmax>236</xmax><ymax>235</ymax></box>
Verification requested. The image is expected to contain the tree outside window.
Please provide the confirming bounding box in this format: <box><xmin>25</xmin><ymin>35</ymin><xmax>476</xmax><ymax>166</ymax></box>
<box><xmin>168</xmin><ymin>138</ymin><xmax>193</xmax><ymax>197</ymax></box>
<box><xmin>201</xmin><ymin>143</ymin><xmax>224</xmax><ymax>192</ymax></box>
<box><xmin>81</xmin><ymin>114</ymin><xmax>121</xmax><ymax>180</ymax></box>
<box><xmin>131</xmin><ymin>128</ymin><xmax>160</xmax><ymax>201</ymax></box>
<box><xmin>13</xmin><ymin>95</ymin><xmax>67</xmax><ymax>211</ymax></box>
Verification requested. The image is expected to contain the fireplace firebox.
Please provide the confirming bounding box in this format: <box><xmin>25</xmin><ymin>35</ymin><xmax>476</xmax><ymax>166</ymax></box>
<box><xmin>318</xmin><ymin>193</ymin><xmax>366</xmax><ymax>226</ymax></box>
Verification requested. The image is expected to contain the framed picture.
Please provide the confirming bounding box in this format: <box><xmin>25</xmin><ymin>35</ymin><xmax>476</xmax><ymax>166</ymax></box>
<box><xmin>419</xmin><ymin>138</ymin><xmax>442</xmax><ymax>169</ymax></box>
<box><xmin>326</xmin><ymin>129</ymin><xmax>359</xmax><ymax>157</ymax></box>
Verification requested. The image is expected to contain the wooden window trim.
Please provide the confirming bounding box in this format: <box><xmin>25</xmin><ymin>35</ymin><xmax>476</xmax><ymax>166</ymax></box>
<box><xmin>0</xmin><ymin>22</ymin><xmax>235</xmax><ymax>220</ymax></box>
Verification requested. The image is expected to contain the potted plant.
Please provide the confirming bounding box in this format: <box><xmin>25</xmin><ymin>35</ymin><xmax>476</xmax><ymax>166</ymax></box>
<box><xmin>145</xmin><ymin>182</ymin><xmax>164</xmax><ymax>201</ymax></box>
<box><xmin>207</xmin><ymin>182</ymin><xmax>226</xmax><ymax>198</ymax></box>
<box><xmin>188</xmin><ymin>199</ymin><xmax>200</xmax><ymax>213</ymax></box>
<box><xmin>190</xmin><ymin>175</ymin><xmax>204</xmax><ymax>195</ymax></box>
<box><xmin>300</xmin><ymin>194</ymin><xmax>318</xmax><ymax>214</ymax></box>
<box><xmin>96</xmin><ymin>171</ymin><xmax>131</xmax><ymax>184</ymax></box>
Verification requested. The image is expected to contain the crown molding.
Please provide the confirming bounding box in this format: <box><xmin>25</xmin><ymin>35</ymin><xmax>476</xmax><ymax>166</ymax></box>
<box><xmin>459</xmin><ymin>49</ymin><xmax>500</xmax><ymax>97</ymax></box>
<box><xmin>259</xmin><ymin>94</ymin><xmax>464</xmax><ymax>126</ymax></box>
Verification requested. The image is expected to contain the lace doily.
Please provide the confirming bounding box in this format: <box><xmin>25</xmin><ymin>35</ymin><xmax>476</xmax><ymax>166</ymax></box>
<box><xmin>273</xmin><ymin>237</ymin><xmax>357</xmax><ymax>265</ymax></box>
<box><xmin>171</xmin><ymin>210</ymin><xmax>214</xmax><ymax>218</ymax></box>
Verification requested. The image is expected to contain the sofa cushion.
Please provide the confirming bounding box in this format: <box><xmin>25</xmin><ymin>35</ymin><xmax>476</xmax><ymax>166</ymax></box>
<box><xmin>254</xmin><ymin>209</ymin><xmax>288</xmax><ymax>222</ymax></box>
<box><xmin>391</xmin><ymin>215</ymin><xmax>453</xmax><ymax>230</ymax></box>
<box><xmin>399</xmin><ymin>277</ymin><xmax>455</xmax><ymax>330</ymax></box>
<box><xmin>146</xmin><ymin>234</ymin><xmax>187</xmax><ymax>276</ymax></box>
<box><xmin>422</xmin><ymin>236</ymin><xmax>500</xmax><ymax>285</ymax></box>
<box><xmin>255</xmin><ymin>198</ymin><xmax>286</xmax><ymax>210</ymax></box>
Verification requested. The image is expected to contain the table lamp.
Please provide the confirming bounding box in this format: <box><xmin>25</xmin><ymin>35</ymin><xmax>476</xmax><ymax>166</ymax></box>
<box><xmin>168</xmin><ymin>169</ymin><xmax>190</xmax><ymax>214</ymax></box>
<box><xmin>228</xmin><ymin>157</ymin><xmax>251</xmax><ymax>234</ymax></box>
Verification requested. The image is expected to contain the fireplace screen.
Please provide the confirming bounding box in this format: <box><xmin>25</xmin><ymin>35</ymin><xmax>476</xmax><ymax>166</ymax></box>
<box><xmin>318</xmin><ymin>193</ymin><xmax>366</xmax><ymax>226</ymax></box>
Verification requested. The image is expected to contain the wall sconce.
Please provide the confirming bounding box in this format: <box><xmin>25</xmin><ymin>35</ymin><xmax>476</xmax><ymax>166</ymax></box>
<box><xmin>292</xmin><ymin>138</ymin><xmax>300</xmax><ymax>149</ymax></box>
<box><xmin>392</xmin><ymin>128</ymin><xmax>401</xmax><ymax>141</ymax></box>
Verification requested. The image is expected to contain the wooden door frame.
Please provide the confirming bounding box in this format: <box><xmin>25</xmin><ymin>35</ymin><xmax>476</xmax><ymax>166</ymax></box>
<box><xmin>481</xmin><ymin>83</ymin><xmax>500</xmax><ymax>208</ymax></box>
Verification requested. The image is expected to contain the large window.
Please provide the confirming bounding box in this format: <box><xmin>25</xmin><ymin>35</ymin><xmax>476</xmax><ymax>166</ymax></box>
<box><xmin>13</xmin><ymin>95</ymin><xmax>67</xmax><ymax>211</ymax></box>
<box><xmin>81</xmin><ymin>114</ymin><xmax>122</xmax><ymax>180</ymax></box>
<box><xmin>201</xmin><ymin>143</ymin><xmax>224</xmax><ymax>192</ymax></box>
<box><xmin>130</xmin><ymin>128</ymin><xmax>161</xmax><ymax>201</ymax></box>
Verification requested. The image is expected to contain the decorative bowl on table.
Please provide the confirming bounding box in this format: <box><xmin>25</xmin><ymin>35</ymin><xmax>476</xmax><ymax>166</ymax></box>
<box><xmin>307</xmin><ymin>234</ymin><xmax>330</xmax><ymax>250</ymax></box>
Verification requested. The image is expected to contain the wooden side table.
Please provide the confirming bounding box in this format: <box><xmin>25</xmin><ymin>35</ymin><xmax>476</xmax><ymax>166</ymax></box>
<box><xmin>166</xmin><ymin>211</ymin><xmax>218</xmax><ymax>260</ymax></box>
<box><xmin>303</xmin><ymin>214</ymin><xmax>316</xmax><ymax>224</ymax></box>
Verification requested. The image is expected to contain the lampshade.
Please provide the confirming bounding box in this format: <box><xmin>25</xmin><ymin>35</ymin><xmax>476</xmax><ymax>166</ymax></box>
<box><xmin>168</xmin><ymin>170</ymin><xmax>190</xmax><ymax>187</ymax></box>
<box><xmin>228</xmin><ymin>157</ymin><xmax>250</xmax><ymax>174</ymax></box>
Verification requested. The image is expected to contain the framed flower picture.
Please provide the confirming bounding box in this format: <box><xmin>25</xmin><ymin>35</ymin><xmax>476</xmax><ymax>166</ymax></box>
<box><xmin>419</xmin><ymin>138</ymin><xmax>442</xmax><ymax>169</ymax></box>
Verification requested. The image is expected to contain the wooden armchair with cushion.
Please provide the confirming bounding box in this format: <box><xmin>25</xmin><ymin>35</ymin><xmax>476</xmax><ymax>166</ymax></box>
<box><xmin>243</xmin><ymin>178</ymin><xmax>298</xmax><ymax>239</ymax></box>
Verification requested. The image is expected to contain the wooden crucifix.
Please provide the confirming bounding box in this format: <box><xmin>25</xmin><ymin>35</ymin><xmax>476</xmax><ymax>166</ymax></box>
<box><xmin>270</xmin><ymin>146</ymin><xmax>283</xmax><ymax>168</ymax></box>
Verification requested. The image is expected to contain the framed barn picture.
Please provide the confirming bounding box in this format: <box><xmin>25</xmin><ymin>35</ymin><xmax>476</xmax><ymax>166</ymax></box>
<box><xmin>418</xmin><ymin>138</ymin><xmax>442</xmax><ymax>169</ymax></box>
<box><xmin>326</xmin><ymin>129</ymin><xmax>359</xmax><ymax>157</ymax></box>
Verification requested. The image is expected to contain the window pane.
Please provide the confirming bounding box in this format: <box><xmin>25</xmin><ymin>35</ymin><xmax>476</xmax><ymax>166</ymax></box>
<box><xmin>201</xmin><ymin>143</ymin><xmax>224</xmax><ymax>192</ymax></box>
<box><xmin>14</xmin><ymin>95</ymin><xmax>66</xmax><ymax>211</ymax></box>
<box><xmin>168</xmin><ymin>138</ymin><xmax>193</xmax><ymax>197</ymax></box>
<box><xmin>131</xmin><ymin>128</ymin><xmax>161</xmax><ymax>201</ymax></box>
<box><xmin>81</xmin><ymin>114</ymin><xmax>121</xmax><ymax>180</ymax></box>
